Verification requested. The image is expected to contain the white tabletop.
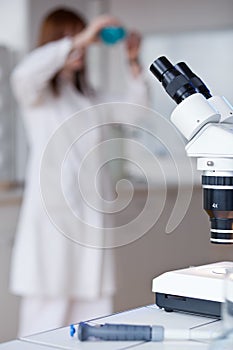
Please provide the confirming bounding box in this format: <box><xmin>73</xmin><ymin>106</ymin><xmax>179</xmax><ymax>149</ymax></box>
<box><xmin>0</xmin><ymin>305</ymin><xmax>222</xmax><ymax>349</ymax></box>
<box><xmin>0</xmin><ymin>340</ymin><xmax>55</xmax><ymax>349</ymax></box>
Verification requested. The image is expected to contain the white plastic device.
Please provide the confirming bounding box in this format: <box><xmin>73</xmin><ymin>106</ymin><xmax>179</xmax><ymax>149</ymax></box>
<box><xmin>152</xmin><ymin>261</ymin><xmax>233</xmax><ymax>303</ymax></box>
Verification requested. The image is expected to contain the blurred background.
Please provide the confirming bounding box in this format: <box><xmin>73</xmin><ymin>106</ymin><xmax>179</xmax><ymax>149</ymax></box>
<box><xmin>0</xmin><ymin>0</ymin><xmax>233</xmax><ymax>342</ymax></box>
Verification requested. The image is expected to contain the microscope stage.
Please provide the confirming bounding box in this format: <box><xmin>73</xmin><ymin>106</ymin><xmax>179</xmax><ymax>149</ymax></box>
<box><xmin>152</xmin><ymin>261</ymin><xmax>233</xmax><ymax>318</ymax></box>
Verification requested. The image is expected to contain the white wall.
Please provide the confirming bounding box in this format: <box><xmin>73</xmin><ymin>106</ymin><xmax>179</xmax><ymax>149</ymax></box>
<box><xmin>109</xmin><ymin>0</ymin><xmax>233</xmax><ymax>34</ymax></box>
<box><xmin>0</xmin><ymin>1</ymin><xmax>30</xmax><ymax>182</ymax></box>
<box><xmin>106</xmin><ymin>0</ymin><xmax>233</xmax><ymax>102</ymax></box>
<box><xmin>0</xmin><ymin>0</ymin><xmax>29</xmax><ymax>52</ymax></box>
<box><xmin>28</xmin><ymin>0</ymin><xmax>88</xmax><ymax>49</ymax></box>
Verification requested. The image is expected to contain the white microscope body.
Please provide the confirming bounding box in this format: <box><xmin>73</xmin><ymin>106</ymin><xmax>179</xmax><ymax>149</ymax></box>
<box><xmin>150</xmin><ymin>57</ymin><xmax>233</xmax><ymax>316</ymax></box>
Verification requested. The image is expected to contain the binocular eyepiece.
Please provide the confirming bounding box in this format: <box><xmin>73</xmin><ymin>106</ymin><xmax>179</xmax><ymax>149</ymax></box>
<box><xmin>150</xmin><ymin>56</ymin><xmax>212</xmax><ymax>104</ymax></box>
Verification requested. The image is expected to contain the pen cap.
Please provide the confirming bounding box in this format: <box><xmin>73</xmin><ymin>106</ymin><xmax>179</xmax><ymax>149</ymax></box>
<box><xmin>100</xmin><ymin>26</ymin><xmax>126</xmax><ymax>45</ymax></box>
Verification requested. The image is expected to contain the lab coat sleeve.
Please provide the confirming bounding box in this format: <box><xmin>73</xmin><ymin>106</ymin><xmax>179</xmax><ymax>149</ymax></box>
<box><xmin>97</xmin><ymin>70</ymin><xmax>149</xmax><ymax>107</ymax></box>
<box><xmin>96</xmin><ymin>70</ymin><xmax>150</xmax><ymax>125</ymax></box>
<box><xmin>124</xmin><ymin>71</ymin><xmax>150</xmax><ymax>107</ymax></box>
<box><xmin>11</xmin><ymin>37</ymin><xmax>73</xmax><ymax>106</ymax></box>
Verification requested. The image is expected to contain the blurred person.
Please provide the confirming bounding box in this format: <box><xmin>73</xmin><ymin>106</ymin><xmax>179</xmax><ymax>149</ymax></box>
<box><xmin>10</xmin><ymin>7</ymin><xmax>148</xmax><ymax>336</ymax></box>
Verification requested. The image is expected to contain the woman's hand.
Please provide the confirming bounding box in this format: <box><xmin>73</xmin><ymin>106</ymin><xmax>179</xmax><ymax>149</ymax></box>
<box><xmin>125</xmin><ymin>31</ymin><xmax>142</xmax><ymax>77</ymax></box>
<box><xmin>73</xmin><ymin>15</ymin><xmax>121</xmax><ymax>49</ymax></box>
<box><xmin>64</xmin><ymin>47</ymin><xmax>86</xmax><ymax>73</ymax></box>
<box><xmin>125</xmin><ymin>31</ymin><xmax>141</xmax><ymax>62</ymax></box>
<box><xmin>64</xmin><ymin>15</ymin><xmax>121</xmax><ymax>74</ymax></box>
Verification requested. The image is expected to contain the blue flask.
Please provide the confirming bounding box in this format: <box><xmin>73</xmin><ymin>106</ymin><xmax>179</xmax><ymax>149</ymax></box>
<box><xmin>100</xmin><ymin>26</ymin><xmax>126</xmax><ymax>45</ymax></box>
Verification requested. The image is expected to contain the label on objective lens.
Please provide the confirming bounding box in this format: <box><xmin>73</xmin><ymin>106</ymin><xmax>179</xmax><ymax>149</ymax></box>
<box><xmin>203</xmin><ymin>188</ymin><xmax>233</xmax><ymax>211</ymax></box>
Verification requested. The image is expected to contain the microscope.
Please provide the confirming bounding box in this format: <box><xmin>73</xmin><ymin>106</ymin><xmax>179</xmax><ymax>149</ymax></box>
<box><xmin>150</xmin><ymin>56</ymin><xmax>233</xmax><ymax>317</ymax></box>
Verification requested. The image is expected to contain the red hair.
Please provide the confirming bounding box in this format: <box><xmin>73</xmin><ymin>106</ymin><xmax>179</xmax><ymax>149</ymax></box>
<box><xmin>37</xmin><ymin>8</ymin><xmax>88</xmax><ymax>95</ymax></box>
<box><xmin>37</xmin><ymin>8</ymin><xmax>86</xmax><ymax>47</ymax></box>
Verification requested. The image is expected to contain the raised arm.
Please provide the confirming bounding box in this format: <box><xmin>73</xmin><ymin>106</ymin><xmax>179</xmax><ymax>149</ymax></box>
<box><xmin>11</xmin><ymin>37</ymin><xmax>73</xmax><ymax>106</ymax></box>
<box><xmin>124</xmin><ymin>31</ymin><xmax>149</xmax><ymax>106</ymax></box>
<box><xmin>11</xmin><ymin>14</ymin><xmax>121</xmax><ymax>106</ymax></box>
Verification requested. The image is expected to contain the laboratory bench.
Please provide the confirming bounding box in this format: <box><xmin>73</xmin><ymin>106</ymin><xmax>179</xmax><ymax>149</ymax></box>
<box><xmin>0</xmin><ymin>304</ymin><xmax>222</xmax><ymax>349</ymax></box>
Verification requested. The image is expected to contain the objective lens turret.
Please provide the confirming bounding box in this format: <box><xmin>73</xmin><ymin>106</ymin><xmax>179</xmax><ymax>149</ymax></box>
<box><xmin>202</xmin><ymin>174</ymin><xmax>233</xmax><ymax>244</ymax></box>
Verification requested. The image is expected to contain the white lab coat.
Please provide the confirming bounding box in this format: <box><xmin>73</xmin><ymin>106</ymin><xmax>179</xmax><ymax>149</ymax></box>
<box><xmin>10</xmin><ymin>37</ymin><xmax>148</xmax><ymax>300</ymax></box>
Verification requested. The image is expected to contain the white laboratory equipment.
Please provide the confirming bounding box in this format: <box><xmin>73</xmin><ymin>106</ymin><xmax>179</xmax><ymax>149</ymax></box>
<box><xmin>150</xmin><ymin>56</ymin><xmax>233</xmax><ymax>317</ymax></box>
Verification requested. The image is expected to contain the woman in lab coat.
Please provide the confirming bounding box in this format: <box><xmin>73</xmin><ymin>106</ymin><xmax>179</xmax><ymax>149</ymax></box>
<box><xmin>10</xmin><ymin>8</ymin><xmax>148</xmax><ymax>336</ymax></box>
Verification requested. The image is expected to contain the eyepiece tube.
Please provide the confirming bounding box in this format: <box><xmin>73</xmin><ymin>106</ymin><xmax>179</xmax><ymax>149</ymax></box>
<box><xmin>175</xmin><ymin>62</ymin><xmax>212</xmax><ymax>99</ymax></box>
<box><xmin>150</xmin><ymin>56</ymin><xmax>196</xmax><ymax>104</ymax></box>
<box><xmin>150</xmin><ymin>56</ymin><xmax>174</xmax><ymax>82</ymax></box>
